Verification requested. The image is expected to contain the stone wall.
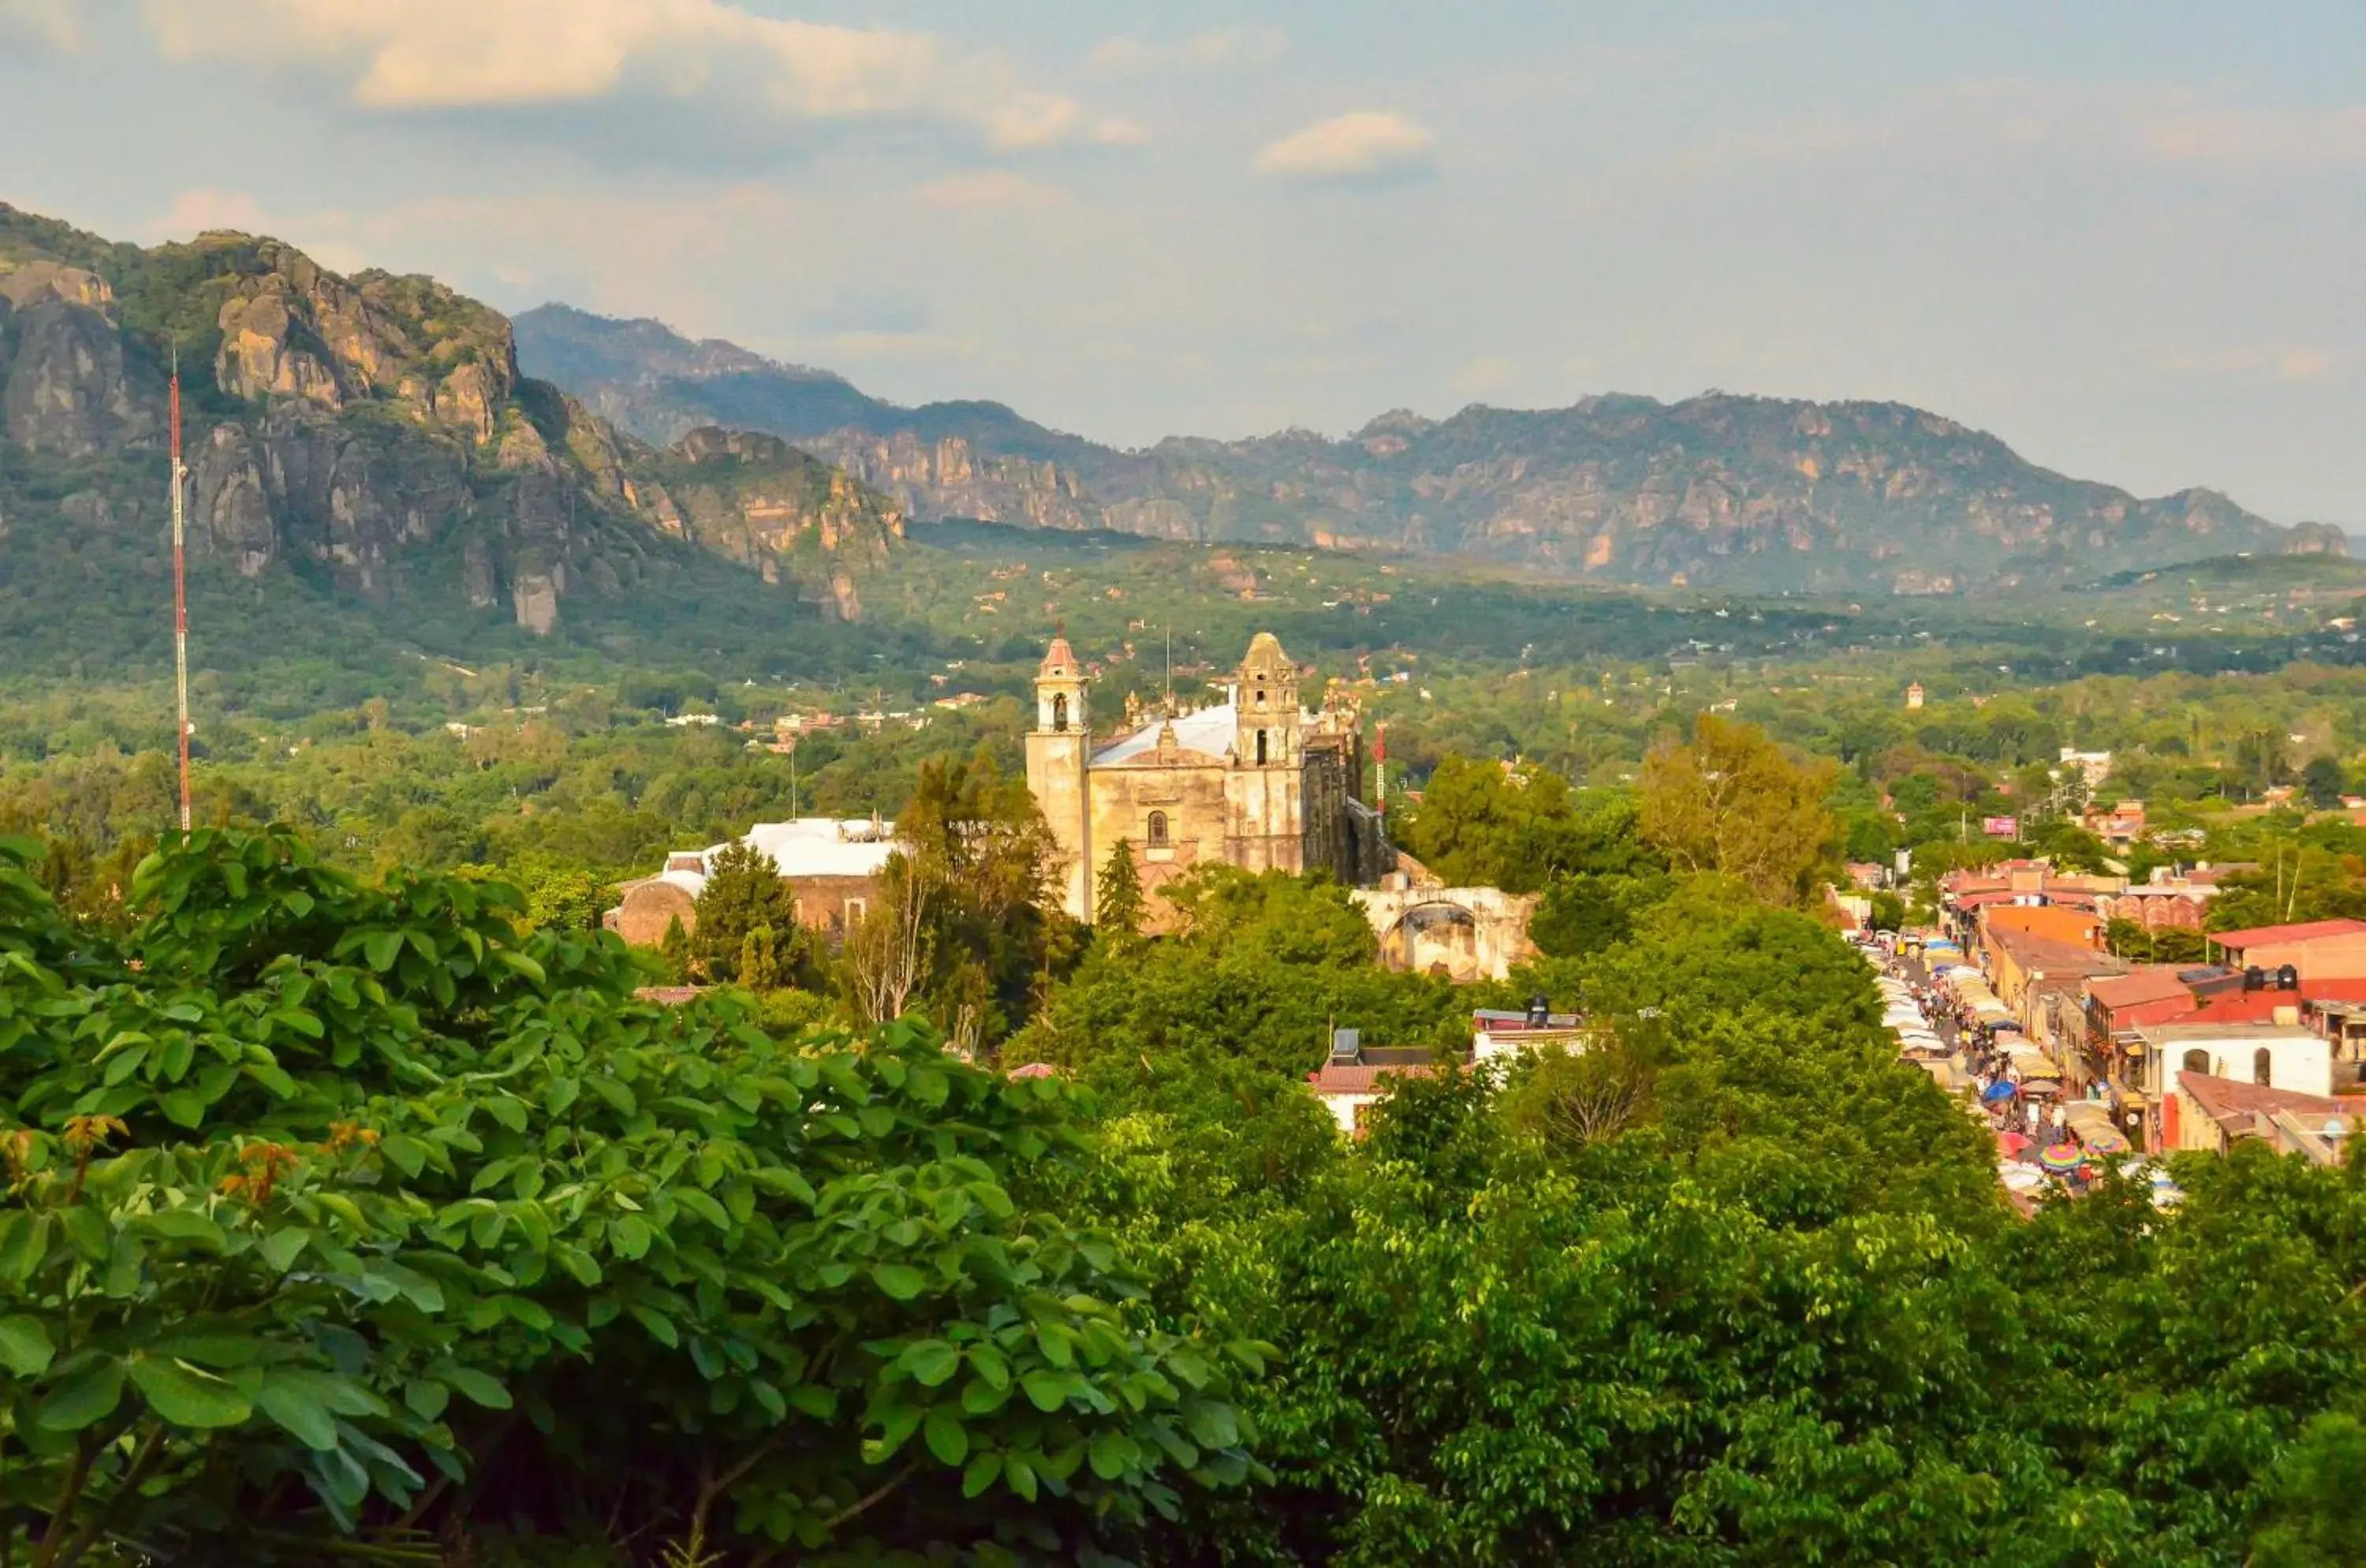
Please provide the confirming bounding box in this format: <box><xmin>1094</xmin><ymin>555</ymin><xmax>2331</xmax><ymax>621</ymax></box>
<box><xmin>610</xmin><ymin>879</ymin><xmax>697</xmax><ymax>948</ymax></box>
<box><xmin>1087</xmin><ymin>755</ymin><xmax>1230</xmax><ymax>931</ymax></box>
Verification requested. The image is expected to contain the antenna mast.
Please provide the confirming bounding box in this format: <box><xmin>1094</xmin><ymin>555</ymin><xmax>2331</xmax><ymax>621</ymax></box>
<box><xmin>170</xmin><ymin>353</ymin><xmax>192</xmax><ymax>833</ymax></box>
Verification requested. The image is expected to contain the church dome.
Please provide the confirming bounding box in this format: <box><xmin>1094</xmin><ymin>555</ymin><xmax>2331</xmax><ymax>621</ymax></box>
<box><xmin>1240</xmin><ymin>632</ymin><xmax>1290</xmax><ymax>672</ymax></box>
<box><xmin>1039</xmin><ymin>636</ymin><xmax>1079</xmax><ymax>678</ymax></box>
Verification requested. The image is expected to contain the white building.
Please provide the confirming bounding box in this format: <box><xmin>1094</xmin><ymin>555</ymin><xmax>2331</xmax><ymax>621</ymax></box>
<box><xmin>2058</xmin><ymin>748</ymin><xmax>2114</xmax><ymax>793</ymax></box>
<box><xmin>1470</xmin><ymin>1006</ymin><xmax>1588</xmax><ymax>1063</ymax></box>
<box><xmin>2138</xmin><ymin>1021</ymin><xmax>2333</xmax><ymax>1100</ymax></box>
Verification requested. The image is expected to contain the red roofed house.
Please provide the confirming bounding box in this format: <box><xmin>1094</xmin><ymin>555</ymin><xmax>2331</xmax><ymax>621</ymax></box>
<box><xmin>1304</xmin><ymin>1029</ymin><xmax>1454</xmax><ymax>1136</ymax></box>
<box><xmin>2086</xmin><ymin>969</ymin><xmax>2204</xmax><ymax>1037</ymax></box>
<box><xmin>1982</xmin><ymin>904</ymin><xmax>2107</xmax><ymax>953</ymax></box>
<box><xmin>2211</xmin><ymin>920</ymin><xmax>2366</xmax><ymax>982</ymax></box>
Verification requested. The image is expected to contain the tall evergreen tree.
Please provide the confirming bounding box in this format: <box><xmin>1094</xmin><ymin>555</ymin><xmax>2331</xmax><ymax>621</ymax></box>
<box><xmin>691</xmin><ymin>841</ymin><xmax>799</xmax><ymax>982</ymax></box>
<box><xmin>1096</xmin><ymin>838</ymin><xmax>1147</xmax><ymax>946</ymax></box>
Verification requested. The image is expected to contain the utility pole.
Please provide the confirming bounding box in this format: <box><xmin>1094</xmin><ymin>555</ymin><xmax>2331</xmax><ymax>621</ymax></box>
<box><xmin>170</xmin><ymin>352</ymin><xmax>192</xmax><ymax>834</ymax></box>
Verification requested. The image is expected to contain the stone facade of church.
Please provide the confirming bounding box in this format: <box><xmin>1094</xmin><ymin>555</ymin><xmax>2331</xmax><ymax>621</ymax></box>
<box><xmin>1024</xmin><ymin>632</ymin><xmax>1386</xmax><ymax>922</ymax></box>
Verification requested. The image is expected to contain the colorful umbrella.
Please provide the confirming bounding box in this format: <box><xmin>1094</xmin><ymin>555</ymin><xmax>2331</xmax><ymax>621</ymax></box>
<box><xmin>2037</xmin><ymin>1144</ymin><xmax>2088</xmax><ymax>1175</ymax></box>
<box><xmin>1996</xmin><ymin>1130</ymin><xmax>2032</xmax><ymax>1157</ymax></box>
<box><xmin>1981</xmin><ymin>1081</ymin><xmax>2018</xmax><ymax>1103</ymax></box>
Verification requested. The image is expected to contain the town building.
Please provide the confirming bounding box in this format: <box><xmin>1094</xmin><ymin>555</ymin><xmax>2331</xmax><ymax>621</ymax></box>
<box><xmin>1304</xmin><ymin>1030</ymin><xmax>1450</xmax><ymax>1136</ymax></box>
<box><xmin>2138</xmin><ymin>1021</ymin><xmax>2333</xmax><ymax>1102</ymax></box>
<box><xmin>2080</xmin><ymin>800</ymin><xmax>2148</xmax><ymax>849</ymax></box>
<box><xmin>2058</xmin><ymin>748</ymin><xmax>2114</xmax><ymax>793</ymax></box>
<box><xmin>2167</xmin><ymin>1073</ymin><xmax>2350</xmax><ymax>1163</ymax></box>
<box><xmin>1939</xmin><ymin>861</ymin><xmax>2129</xmax><ymax>949</ymax></box>
<box><xmin>1024</xmin><ymin>633</ymin><xmax>1386</xmax><ymax>922</ymax></box>
<box><xmin>1472</xmin><ymin>1002</ymin><xmax>1586</xmax><ymax>1062</ymax></box>
<box><xmin>2209</xmin><ymin>919</ymin><xmax>2366</xmax><ymax>982</ymax></box>
<box><xmin>2092</xmin><ymin>864</ymin><xmax>2237</xmax><ymax>931</ymax></box>
<box><xmin>1905</xmin><ymin>681</ymin><xmax>1924</xmax><ymax>710</ymax></box>
<box><xmin>607</xmin><ymin>818</ymin><xmax>898</xmax><ymax>946</ymax></box>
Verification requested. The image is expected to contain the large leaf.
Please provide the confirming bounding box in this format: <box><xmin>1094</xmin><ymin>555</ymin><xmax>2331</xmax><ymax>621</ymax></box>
<box><xmin>872</xmin><ymin>1264</ymin><xmax>927</xmax><ymax>1301</ymax></box>
<box><xmin>130</xmin><ymin>1356</ymin><xmax>254</xmax><ymax>1429</ymax></box>
<box><xmin>257</xmin><ymin>1372</ymin><xmax>340</xmax><ymax>1451</ymax></box>
<box><xmin>37</xmin><ymin>1360</ymin><xmax>125</xmax><ymax>1432</ymax></box>
<box><xmin>439</xmin><ymin>1367</ymin><xmax>512</xmax><ymax>1410</ymax></box>
<box><xmin>895</xmin><ymin>1339</ymin><xmax>961</xmax><ymax>1388</ymax></box>
<box><xmin>924</xmin><ymin>1409</ymin><xmax>969</xmax><ymax>1466</ymax></box>
<box><xmin>0</xmin><ymin>1316</ymin><xmax>54</xmax><ymax>1378</ymax></box>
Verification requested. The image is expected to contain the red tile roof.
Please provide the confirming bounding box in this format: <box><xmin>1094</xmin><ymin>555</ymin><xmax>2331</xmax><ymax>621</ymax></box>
<box><xmin>2212</xmin><ymin>919</ymin><xmax>2366</xmax><ymax>950</ymax></box>
<box><xmin>2178</xmin><ymin>1071</ymin><xmax>2342</xmax><ymax>1125</ymax></box>
<box><xmin>2087</xmin><ymin>969</ymin><xmax>2197</xmax><ymax>1010</ymax></box>
<box><xmin>2166</xmin><ymin>980</ymin><xmax>2366</xmax><ymax>1025</ymax></box>
<box><xmin>1306</xmin><ymin>1063</ymin><xmax>1437</xmax><ymax>1095</ymax></box>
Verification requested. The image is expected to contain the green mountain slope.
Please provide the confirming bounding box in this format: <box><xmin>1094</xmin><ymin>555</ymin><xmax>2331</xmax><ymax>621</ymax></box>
<box><xmin>0</xmin><ymin>204</ymin><xmax>905</xmax><ymax>692</ymax></box>
<box><xmin>517</xmin><ymin>305</ymin><xmax>2346</xmax><ymax>593</ymax></box>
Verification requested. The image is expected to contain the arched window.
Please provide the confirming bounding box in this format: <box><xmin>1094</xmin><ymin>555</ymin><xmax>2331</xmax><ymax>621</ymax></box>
<box><xmin>2182</xmin><ymin>1048</ymin><xmax>2211</xmax><ymax>1076</ymax></box>
<box><xmin>1052</xmin><ymin>693</ymin><xmax>1069</xmax><ymax>732</ymax></box>
<box><xmin>1256</xmin><ymin>730</ymin><xmax>1269</xmax><ymax>765</ymax></box>
<box><xmin>2255</xmin><ymin>1047</ymin><xmax>2274</xmax><ymax>1087</ymax></box>
<box><xmin>1147</xmin><ymin>811</ymin><xmax>1169</xmax><ymax>848</ymax></box>
<box><xmin>1256</xmin><ymin>684</ymin><xmax>1268</xmax><ymax>709</ymax></box>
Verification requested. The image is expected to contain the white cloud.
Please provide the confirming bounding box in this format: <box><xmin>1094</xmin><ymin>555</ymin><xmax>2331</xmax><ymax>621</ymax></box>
<box><xmin>918</xmin><ymin>170</ymin><xmax>1069</xmax><ymax>210</ymax></box>
<box><xmin>1252</xmin><ymin>110</ymin><xmax>1436</xmax><ymax>182</ymax></box>
<box><xmin>2147</xmin><ymin>343</ymin><xmax>2344</xmax><ymax>386</ymax></box>
<box><xmin>140</xmin><ymin>0</ymin><xmax>1133</xmax><ymax>151</ymax></box>
<box><xmin>155</xmin><ymin>187</ymin><xmax>267</xmax><ymax>234</ymax></box>
<box><xmin>0</xmin><ymin>0</ymin><xmax>82</xmax><ymax>48</ymax></box>
<box><xmin>1454</xmin><ymin>354</ymin><xmax>1517</xmax><ymax>395</ymax></box>
<box><xmin>1088</xmin><ymin>27</ymin><xmax>1286</xmax><ymax>75</ymax></box>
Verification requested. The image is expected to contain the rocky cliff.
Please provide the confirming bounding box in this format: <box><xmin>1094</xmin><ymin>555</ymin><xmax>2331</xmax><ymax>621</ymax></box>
<box><xmin>634</xmin><ymin>426</ymin><xmax>903</xmax><ymax>621</ymax></box>
<box><xmin>0</xmin><ymin>207</ymin><xmax>901</xmax><ymax>636</ymax></box>
<box><xmin>518</xmin><ymin>304</ymin><xmax>2344</xmax><ymax>593</ymax></box>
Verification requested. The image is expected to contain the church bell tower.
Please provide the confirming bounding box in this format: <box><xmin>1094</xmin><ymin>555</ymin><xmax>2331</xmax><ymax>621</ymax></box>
<box><xmin>1025</xmin><ymin>636</ymin><xmax>1094</xmax><ymax>920</ymax></box>
<box><xmin>1234</xmin><ymin>632</ymin><xmax>1300</xmax><ymax>768</ymax></box>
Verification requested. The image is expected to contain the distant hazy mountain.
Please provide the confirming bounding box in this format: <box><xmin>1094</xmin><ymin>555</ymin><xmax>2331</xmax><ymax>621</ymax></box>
<box><xmin>517</xmin><ymin>304</ymin><xmax>2345</xmax><ymax>594</ymax></box>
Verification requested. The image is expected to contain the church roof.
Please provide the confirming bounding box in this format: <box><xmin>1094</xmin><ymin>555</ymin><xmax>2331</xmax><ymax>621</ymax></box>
<box><xmin>1039</xmin><ymin>636</ymin><xmax>1079</xmax><ymax>679</ymax></box>
<box><xmin>1093</xmin><ymin>700</ymin><xmax>1237</xmax><ymax>765</ymax></box>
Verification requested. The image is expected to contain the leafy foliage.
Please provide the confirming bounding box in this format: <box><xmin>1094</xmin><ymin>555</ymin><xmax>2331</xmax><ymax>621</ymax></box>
<box><xmin>1639</xmin><ymin>713</ymin><xmax>1838</xmax><ymax>905</ymax></box>
<box><xmin>0</xmin><ymin>831</ymin><xmax>1258</xmax><ymax>1562</ymax></box>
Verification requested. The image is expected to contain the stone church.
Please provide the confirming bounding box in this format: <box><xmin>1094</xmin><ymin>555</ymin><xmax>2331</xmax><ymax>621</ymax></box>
<box><xmin>1024</xmin><ymin>632</ymin><xmax>1387</xmax><ymax>921</ymax></box>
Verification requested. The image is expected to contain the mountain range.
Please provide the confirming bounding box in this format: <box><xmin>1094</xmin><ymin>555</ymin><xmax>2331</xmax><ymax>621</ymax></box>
<box><xmin>517</xmin><ymin>304</ymin><xmax>2346</xmax><ymax>595</ymax></box>
<box><xmin>0</xmin><ymin>193</ymin><xmax>2344</xmax><ymax>699</ymax></box>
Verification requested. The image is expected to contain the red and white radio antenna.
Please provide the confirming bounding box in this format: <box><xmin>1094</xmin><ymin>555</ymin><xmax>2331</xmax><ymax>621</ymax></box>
<box><xmin>170</xmin><ymin>352</ymin><xmax>192</xmax><ymax>833</ymax></box>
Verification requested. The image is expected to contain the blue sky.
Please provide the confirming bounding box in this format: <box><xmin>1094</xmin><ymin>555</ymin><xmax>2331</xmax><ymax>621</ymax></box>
<box><xmin>2</xmin><ymin>1</ymin><xmax>2361</xmax><ymax>525</ymax></box>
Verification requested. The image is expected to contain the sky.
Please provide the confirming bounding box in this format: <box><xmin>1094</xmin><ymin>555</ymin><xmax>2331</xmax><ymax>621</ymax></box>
<box><xmin>2</xmin><ymin>0</ymin><xmax>2362</xmax><ymax>525</ymax></box>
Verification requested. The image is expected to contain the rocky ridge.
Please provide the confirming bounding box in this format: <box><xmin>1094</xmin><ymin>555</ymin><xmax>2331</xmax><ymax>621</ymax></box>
<box><xmin>517</xmin><ymin>305</ymin><xmax>2345</xmax><ymax>594</ymax></box>
<box><xmin>0</xmin><ymin>206</ymin><xmax>903</xmax><ymax>634</ymax></box>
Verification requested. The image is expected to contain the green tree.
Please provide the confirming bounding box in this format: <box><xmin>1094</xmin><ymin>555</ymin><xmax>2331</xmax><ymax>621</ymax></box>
<box><xmin>658</xmin><ymin>911</ymin><xmax>692</xmax><ymax>981</ymax></box>
<box><xmin>1096</xmin><ymin>838</ymin><xmax>1148</xmax><ymax>947</ymax></box>
<box><xmin>690</xmin><ymin>839</ymin><xmax>799</xmax><ymax>983</ymax></box>
<box><xmin>738</xmin><ymin>922</ymin><xmax>786</xmax><ymax>991</ymax></box>
<box><xmin>0</xmin><ymin>831</ymin><xmax>1263</xmax><ymax>1562</ymax></box>
<box><xmin>2302</xmin><ymin>754</ymin><xmax>2349</xmax><ymax>810</ymax></box>
<box><xmin>1639</xmin><ymin>714</ymin><xmax>1837</xmax><ymax>905</ymax></box>
<box><xmin>1527</xmin><ymin>872</ymin><xmax>1672</xmax><ymax>960</ymax></box>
